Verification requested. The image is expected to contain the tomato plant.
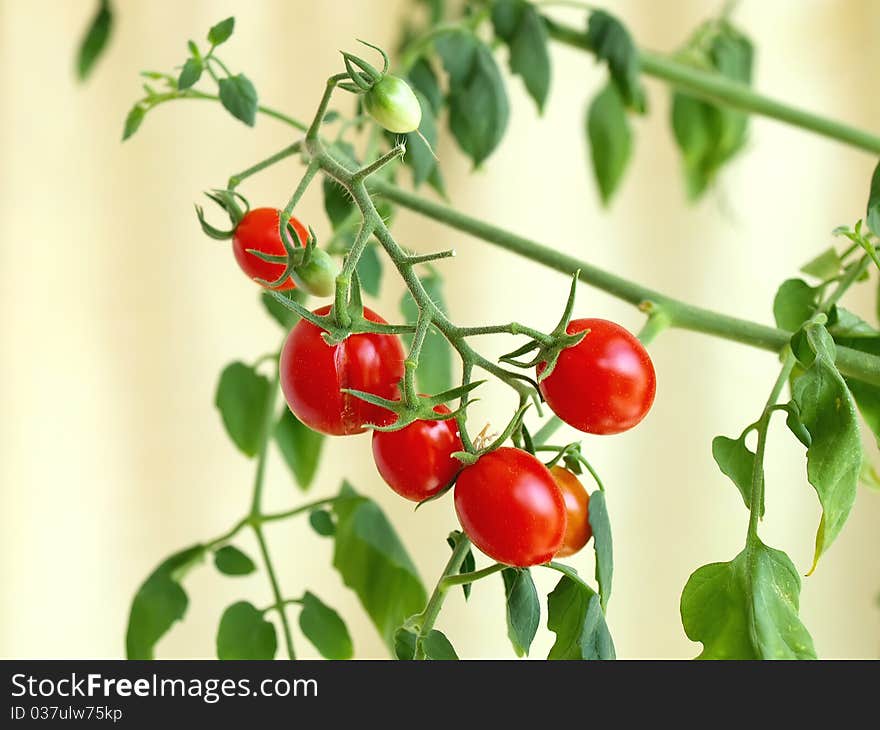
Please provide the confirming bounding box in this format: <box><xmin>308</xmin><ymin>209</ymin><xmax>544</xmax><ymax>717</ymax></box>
<box><xmin>109</xmin><ymin>1</ymin><xmax>880</xmax><ymax>661</ymax></box>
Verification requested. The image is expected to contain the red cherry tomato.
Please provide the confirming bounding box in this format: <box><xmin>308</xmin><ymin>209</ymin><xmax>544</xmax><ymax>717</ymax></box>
<box><xmin>280</xmin><ymin>305</ymin><xmax>404</xmax><ymax>435</ymax></box>
<box><xmin>232</xmin><ymin>207</ymin><xmax>309</xmax><ymax>291</ymax></box>
<box><xmin>549</xmin><ymin>466</ymin><xmax>592</xmax><ymax>558</ymax></box>
<box><xmin>538</xmin><ymin>318</ymin><xmax>655</xmax><ymax>435</ymax></box>
<box><xmin>454</xmin><ymin>447</ymin><xmax>566</xmax><ymax>567</ymax></box>
<box><xmin>372</xmin><ymin>404</ymin><xmax>463</xmax><ymax>502</ymax></box>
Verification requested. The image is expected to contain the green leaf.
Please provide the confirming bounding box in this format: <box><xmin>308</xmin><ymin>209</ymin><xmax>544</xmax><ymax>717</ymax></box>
<box><xmin>356</xmin><ymin>244</ymin><xmax>383</xmax><ymax>298</ymax></box>
<box><xmin>446</xmin><ymin>535</ymin><xmax>475</xmax><ymax>600</ymax></box>
<box><xmin>867</xmin><ymin>159</ymin><xmax>880</xmax><ymax>236</ymax></box>
<box><xmin>585</xmin><ymin>9</ymin><xmax>646</xmax><ymax>112</ymax></box>
<box><xmin>177</xmin><ymin>57</ymin><xmax>203</xmax><ymax>90</ymax></box>
<box><xmin>126</xmin><ymin>545</ymin><xmax>205</xmax><ymax>659</ymax></box>
<box><xmin>323</xmin><ymin>177</ymin><xmax>355</xmax><ymax>228</ymax></box>
<box><xmin>847</xmin><ymin>378</ymin><xmax>880</xmax><ymax>447</ymax></box>
<box><xmin>218</xmin><ymin>74</ymin><xmax>258</xmax><ymax>126</ymax></box>
<box><xmin>299</xmin><ymin>591</ymin><xmax>354</xmax><ymax>659</ymax></box>
<box><xmin>773</xmin><ymin>279</ymin><xmax>818</xmax><ymax>332</ymax></box>
<box><xmin>492</xmin><ymin>1</ymin><xmax>551</xmax><ymax>113</ymax></box>
<box><xmin>216</xmin><ymin>601</ymin><xmax>277</xmax><ymax>660</ymax></box>
<box><xmin>261</xmin><ymin>288</ymin><xmax>306</xmax><ymax>329</ymax></box>
<box><xmin>76</xmin><ymin>0</ymin><xmax>113</xmax><ymax>81</ymax></box>
<box><xmin>400</xmin><ymin>274</ymin><xmax>453</xmax><ymax>394</ymax></box>
<box><xmin>791</xmin><ymin>323</ymin><xmax>862</xmax><ymax>570</ymax></box>
<box><xmin>275</xmin><ymin>409</ymin><xmax>324</xmax><ymax>489</ymax></box>
<box><xmin>214</xmin><ymin>362</ymin><xmax>271</xmax><ymax>457</ymax></box>
<box><xmin>408</xmin><ymin>59</ymin><xmax>442</xmax><ymax>114</ymax></box>
<box><xmin>680</xmin><ymin>540</ymin><xmax>816</xmax><ymax>659</ymax></box>
<box><xmin>421</xmin><ymin>629</ymin><xmax>459</xmax><ymax>660</ymax></box>
<box><xmin>332</xmin><ymin>483</ymin><xmax>427</xmax><ymax>649</ymax></box>
<box><xmin>829</xmin><ymin>309</ymin><xmax>878</xmax><ymax>338</ymax></box>
<box><xmin>401</xmin><ymin>90</ymin><xmax>439</xmax><ymax>187</ymax></box>
<box><xmin>213</xmin><ymin>545</ymin><xmax>256</xmax><ymax>576</ymax></box>
<box><xmin>122</xmin><ymin>104</ymin><xmax>146</xmax><ymax>141</ymax></box>
<box><xmin>800</xmin><ymin>247</ymin><xmax>842</xmax><ymax>280</ymax></box>
<box><xmin>502</xmin><ymin>568</ymin><xmax>540</xmax><ymax>657</ymax></box>
<box><xmin>207</xmin><ymin>17</ymin><xmax>235</xmax><ymax>47</ymax></box>
<box><xmin>546</xmin><ymin>566</ymin><xmax>615</xmax><ymax>660</ymax></box>
<box><xmin>586</xmin><ymin>83</ymin><xmax>633</xmax><ymax>206</ymax></box>
<box><xmin>712</xmin><ymin>433</ymin><xmax>757</xmax><ymax>511</ymax></box>
<box><xmin>393</xmin><ymin>624</ymin><xmax>418</xmax><ymax>660</ymax></box>
<box><xmin>671</xmin><ymin>22</ymin><xmax>753</xmax><ymax>199</ymax></box>
<box><xmin>587</xmin><ymin>490</ymin><xmax>613</xmax><ymax>610</ymax></box>
<box><xmin>437</xmin><ymin>33</ymin><xmax>509</xmax><ymax>166</ymax></box>
<box><xmin>309</xmin><ymin>509</ymin><xmax>336</xmax><ymax>537</ymax></box>
<box><xmin>861</xmin><ymin>460</ymin><xmax>880</xmax><ymax>491</ymax></box>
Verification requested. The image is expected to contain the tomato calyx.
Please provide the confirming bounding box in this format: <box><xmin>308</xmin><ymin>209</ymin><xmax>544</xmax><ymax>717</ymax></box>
<box><xmin>344</xmin><ymin>381</ymin><xmax>482</xmax><ymax>433</ymax></box>
<box><xmin>195</xmin><ymin>188</ymin><xmax>250</xmax><ymax>240</ymax></box>
<box><xmin>498</xmin><ymin>272</ymin><xmax>588</xmax><ymax>381</ymax></box>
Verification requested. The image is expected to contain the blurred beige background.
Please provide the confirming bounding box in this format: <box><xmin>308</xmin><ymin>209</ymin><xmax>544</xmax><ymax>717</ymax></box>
<box><xmin>1</xmin><ymin>0</ymin><xmax>879</xmax><ymax>659</ymax></box>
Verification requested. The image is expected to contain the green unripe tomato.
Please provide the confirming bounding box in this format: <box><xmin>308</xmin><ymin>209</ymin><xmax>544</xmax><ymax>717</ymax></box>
<box><xmin>292</xmin><ymin>248</ymin><xmax>338</xmax><ymax>298</ymax></box>
<box><xmin>364</xmin><ymin>76</ymin><xmax>422</xmax><ymax>134</ymax></box>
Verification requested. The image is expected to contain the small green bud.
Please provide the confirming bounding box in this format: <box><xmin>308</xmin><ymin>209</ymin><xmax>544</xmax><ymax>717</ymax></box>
<box><xmin>292</xmin><ymin>248</ymin><xmax>338</xmax><ymax>298</ymax></box>
<box><xmin>363</xmin><ymin>76</ymin><xmax>422</xmax><ymax>134</ymax></box>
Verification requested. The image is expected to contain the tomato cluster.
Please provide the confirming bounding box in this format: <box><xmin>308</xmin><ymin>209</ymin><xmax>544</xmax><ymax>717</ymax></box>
<box><xmin>234</xmin><ymin>212</ymin><xmax>655</xmax><ymax>567</ymax></box>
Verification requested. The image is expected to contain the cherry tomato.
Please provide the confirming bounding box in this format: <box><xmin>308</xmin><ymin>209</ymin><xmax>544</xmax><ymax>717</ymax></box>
<box><xmin>538</xmin><ymin>318</ymin><xmax>655</xmax><ymax>435</ymax></box>
<box><xmin>364</xmin><ymin>76</ymin><xmax>422</xmax><ymax>133</ymax></box>
<box><xmin>549</xmin><ymin>466</ymin><xmax>592</xmax><ymax>557</ymax></box>
<box><xmin>232</xmin><ymin>207</ymin><xmax>308</xmax><ymax>291</ymax></box>
<box><xmin>372</xmin><ymin>404</ymin><xmax>463</xmax><ymax>502</ymax></box>
<box><xmin>454</xmin><ymin>447</ymin><xmax>566</xmax><ymax>567</ymax></box>
<box><xmin>280</xmin><ymin>305</ymin><xmax>404</xmax><ymax>435</ymax></box>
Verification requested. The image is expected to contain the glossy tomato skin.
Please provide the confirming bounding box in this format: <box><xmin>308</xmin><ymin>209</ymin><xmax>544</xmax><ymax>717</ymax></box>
<box><xmin>372</xmin><ymin>404</ymin><xmax>463</xmax><ymax>502</ymax></box>
<box><xmin>454</xmin><ymin>447</ymin><xmax>566</xmax><ymax>567</ymax></box>
<box><xmin>550</xmin><ymin>466</ymin><xmax>592</xmax><ymax>557</ymax></box>
<box><xmin>232</xmin><ymin>207</ymin><xmax>309</xmax><ymax>291</ymax></box>
<box><xmin>538</xmin><ymin>318</ymin><xmax>655</xmax><ymax>435</ymax></box>
<box><xmin>280</xmin><ymin>305</ymin><xmax>404</xmax><ymax>435</ymax></box>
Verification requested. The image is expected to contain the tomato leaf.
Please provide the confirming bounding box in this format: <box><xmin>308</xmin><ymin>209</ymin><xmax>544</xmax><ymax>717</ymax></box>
<box><xmin>586</xmin><ymin>83</ymin><xmax>633</xmax><ymax>206</ymax></box>
<box><xmin>408</xmin><ymin>59</ymin><xmax>442</xmax><ymax>114</ymax></box>
<box><xmin>502</xmin><ymin>568</ymin><xmax>540</xmax><ymax>657</ymax></box>
<box><xmin>216</xmin><ymin>601</ymin><xmax>277</xmax><ymax>660</ymax></box>
<box><xmin>323</xmin><ymin>176</ymin><xmax>356</xmax><ymax>228</ymax></box>
<box><xmin>177</xmin><ymin>57</ymin><xmax>203</xmax><ymax>90</ymax></box>
<box><xmin>275</xmin><ymin>409</ymin><xmax>324</xmax><ymax>490</ymax></box>
<box><xmin>332</xmin><ymin>483</ymin><xmax>427</xmax><ymax>650</ymax></box>
<box><xmin>791</xmin><ymin>323</ymin><xmax>862</xmax><ymax>570</ymax></box>
<box><xmin>446</xmin><ymin>534</ymin><xmax>475</xmax><ymax>599</ymax></box>
<box><xmin>298</xmin><ymin>591</ymin><xmax>354</xmax><ymax>660</ymax></box>
<box><xmin>773</xmin><ymin>279</ymin><xmax>819</xmax><ymax>332</ymax></box>
<box><xmin>125</xmin><ymin>545</ymin><xmax>205</xmax><ymax>659</ymax></box>
<box><xmin>213</xmin><ymin>545</ymin><xmax>256</xmax><ymax>576</ymax></box>
<box><xmin>546</xmin><ymin>565</ymin><xmax>615</xmax><ymax>660</ymax></box>
<box><xmin>215</xmin><ymin>362</ymin><xmax>271</xmax><ymax>457</ymax></box>
<box><xmin>671</xmin><ymin>21</ymin><xmax>752</xmax><ymax>198</ymax></box>
<box><xmin>800</xmin><ymin>247</ymin><xmax>842</xmax><ymax>281</ymax></box>
<box><xmin>218</xmin><ymin>74</ymin><xmax>258</xmax><ymax>127</ymax></box>
<box><xmin>393</xmin><ymin>624</ymin><xmax>418</xmax><ymax>660</ymax></box>
<box><xmin>77</xmin><ymin>0</ymin><xmax>113</xmax><ymax>81</ymax></box>
<box><xmin>122</xmin><ymin>104</ymin><xmax>146</xmax><ymax>141</ymax></box>
<box><xmin>587</xmin><ymin>490</ymin><xmax>613</xmax><ymax>610</ymax></box>
<box><xmin>400</xmin><ymin>274</ymin><xmax>453</xmax><ymax>394</ymax></box>
<box><xmin>356</xmin><ymin>244</ymin><xmax>383</xmax><ymax>298</ymax></box>
<box><xmin>491</xmin><ymin>0</ymin><xmax>551</xmax><ymax>113</ymax></box>
<box><xmin>261</xmin><ymin>288</ymin><xmax>306</xmax><ymax>329</ymax></box>
<box><xmin>437</xmin><ymin>32</ymin><xmax>509</xmax><ymax>167</ymax></box>
<box><xmin>867</xmin><ymin>159</ymin><xmax>880</xmax><ymax>236</ymax></box>
<box><xmin>207</xmin><ymin>17</ymin><xmax>235</xmax><ymax>47</ymax></box>
<box><xmin>712</xmin><ymin>433</ymin><xmax>758</xmax><ymax>511</ymax></box>
<box><xmin>309</xmin><ymin>509</ymin><xmax>336</xmax><ymax>537</ymax></box>
<box><xmin>421</xmin><ymin>629</ymin><xmax>459</xmax><ymax>660</ymax></box>
<box><xmin>680</xmin><ymin>540</ymin><xmax>815</xmax><ymax>659</ymax></box>
<box><xmin>585</xmin><ymin>9</ymin><xmax>646</xmax><ymax>113</ymax></box>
